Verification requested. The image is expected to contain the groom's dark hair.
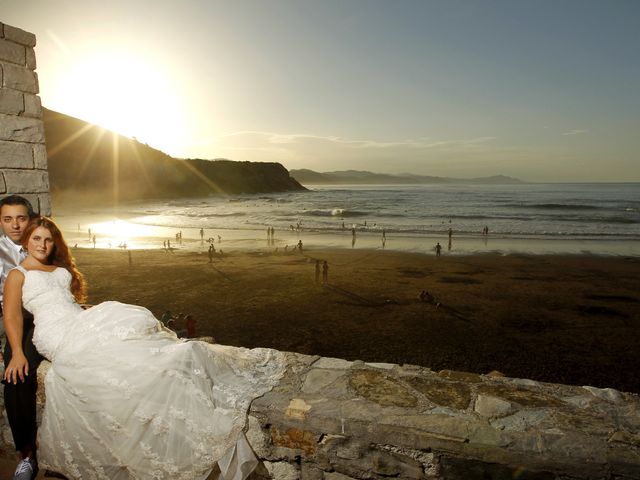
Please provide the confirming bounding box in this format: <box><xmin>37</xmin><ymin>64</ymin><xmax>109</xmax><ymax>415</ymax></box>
<box><xmin>0</xmin><ymin>194</ymin><xmax>36</xmax><ymax>217</ymax></box>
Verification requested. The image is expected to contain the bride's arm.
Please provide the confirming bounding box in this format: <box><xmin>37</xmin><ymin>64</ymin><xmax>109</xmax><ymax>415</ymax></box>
<box><xmin>2</xmin><ymin>269</ymin><xmax>28</xmax><ymax>384</ymax></box>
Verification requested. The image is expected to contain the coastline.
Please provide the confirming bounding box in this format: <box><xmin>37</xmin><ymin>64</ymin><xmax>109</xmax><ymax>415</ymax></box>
<box><xmin>71</xmin><ymin>247</ymin><xmax>640</xmax><ymax>393</ymax></box>
<box><xmin>53</xmin><ymin>212</ymin><xmax>640</xmax><ymax>257</ymax></box>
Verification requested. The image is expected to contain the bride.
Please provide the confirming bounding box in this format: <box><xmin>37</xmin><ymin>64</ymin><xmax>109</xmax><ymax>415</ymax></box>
<box><xmin>3</xmin><ymin>217</ymin><xmax>286</xmax><ymax>480</ymax></box>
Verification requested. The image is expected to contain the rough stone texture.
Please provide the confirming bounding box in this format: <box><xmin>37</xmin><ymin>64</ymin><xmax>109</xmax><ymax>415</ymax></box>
<box><xmin>26</xmin><ymin>47</ymin><xmax>36</xmax><ymax>70</ymax></box>
<box><xmin>2</xmin><ymin>169</ymin><xmax>49</xmax><ymax>193</ymax></box>
<box><xmin>0</xmin><ymin>88</ymin><xmax>23</xmax><ymax>115</ymax></box>
<box><xmin>0</xmin><ymin>140</ymin><xmax>33</xmax><ymax>168</ymax></box>
<box><xmin>1</xmin><ymin>63</ymin><xmax>38</xmax><ymax>93</ymax></box>
<box><xmin>0</xmin><ymin>39</ymin><xmax>25</xmax><ymax>65</ymax></box>
<box><xmin>0</xmin><ymin>23</ymin><xmax>50</xmax><ymax>214</ymax></box>
<box><xmin>248</xmin><ymin>352</ymin><xmax>640</xmax><ymax>479</ymax></box>
<box><xmin>2</xmin><ymin>24</ymin><xmax>37</xmax><ymax>48</ymax></box>
<box><xmin>0</xmin><ymin>113</ymin><xmax>44</xmax><ymax>143</ymax></box>
<box><xmin>23</xmin><ymin>92</ymin><xmax>41</xmax><ymax>118</ymax></box>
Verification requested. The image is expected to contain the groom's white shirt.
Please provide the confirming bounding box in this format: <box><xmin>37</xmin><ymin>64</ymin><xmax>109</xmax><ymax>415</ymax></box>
<box><xmin>0</xmin><ymin>235</ymin><xmax>26</xmax><ymax>335</ymax></box>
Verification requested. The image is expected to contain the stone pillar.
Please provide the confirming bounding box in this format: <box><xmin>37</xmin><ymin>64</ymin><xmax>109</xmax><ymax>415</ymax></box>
<box><xmin>0</xmin><ymin>22</ymin><xmax>50</xmax><ymax>215</ymax></box>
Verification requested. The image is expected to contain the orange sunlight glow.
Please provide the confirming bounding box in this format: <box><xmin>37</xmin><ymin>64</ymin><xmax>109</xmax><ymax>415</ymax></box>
<box><xmin>49</xmin><ymin>50</ymin><xmax>188</xmax><ymax>155</ymax></box>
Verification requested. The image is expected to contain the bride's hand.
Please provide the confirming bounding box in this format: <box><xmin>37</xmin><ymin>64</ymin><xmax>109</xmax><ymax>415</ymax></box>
<box><xmin>3</xmin><ymin>351</ymin><xmax>29</xmax><ymax>384</ymax></box>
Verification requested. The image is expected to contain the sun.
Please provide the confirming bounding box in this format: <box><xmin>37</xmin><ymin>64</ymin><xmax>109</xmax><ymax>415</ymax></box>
<box><xmin>48</xmin><ymin>49</ymin><xmax>188</xmax><ymax>155</ymax></box>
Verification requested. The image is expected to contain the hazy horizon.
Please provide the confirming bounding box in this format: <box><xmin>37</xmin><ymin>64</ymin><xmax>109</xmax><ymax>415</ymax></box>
<box><xmin>2</xmin><ymin>0</ymin><xmax>639</xmax><ymax>182</ymax></box>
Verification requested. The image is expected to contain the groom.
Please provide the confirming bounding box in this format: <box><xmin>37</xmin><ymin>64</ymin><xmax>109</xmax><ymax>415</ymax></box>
<box><xmin>0</xmin><ymin>195</ymin><xmax>42</xmax><ymax>480</ymax></box>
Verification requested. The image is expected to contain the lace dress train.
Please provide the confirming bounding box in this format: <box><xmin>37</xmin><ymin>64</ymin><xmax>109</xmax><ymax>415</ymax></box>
<box><xmin>16</xmin><ymin>266</ymin><xmax>286</xmax><ymax>480</ymax></box>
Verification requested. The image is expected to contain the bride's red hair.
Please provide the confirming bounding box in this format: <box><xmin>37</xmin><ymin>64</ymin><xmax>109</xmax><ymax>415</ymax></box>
<box><xmin>21</xmin><ymin>216</ymin><xmax>87</xmax><ymax>303</ymax></box>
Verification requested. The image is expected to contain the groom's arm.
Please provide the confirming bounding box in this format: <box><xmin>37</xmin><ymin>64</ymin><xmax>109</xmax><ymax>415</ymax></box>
<box><xmin>2</xmin><ymin>269</ymin><xmax>27</xmax><ymax>384</ymax></box>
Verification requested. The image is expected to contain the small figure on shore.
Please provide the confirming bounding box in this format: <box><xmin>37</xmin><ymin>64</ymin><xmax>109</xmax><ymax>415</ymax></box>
<box><xmin>448</xmin><ymin>228</ymin><xmax>452</xmax><ymax>240</ymax></box>
<box><xmin>88</xmin><ymin>227</ymin><xmax>92</xmax><ymax>239</ymax></box>
<box><xmin>163</xmin><ymin>240</ymin><xmax>167</xmax><ymax>250</ymax></box>
<box><xmin>435</xmin><ymin>242</ymin><xmax>442</xmax><ymax>257</ymax></box>
<box><xmin>315</xmin><ymin>260</ymin><xmax>321</xmax><ymax>284</ymax></box>
<box><xmin>322</xmin><ymin>260</ymin><xmax>329</xmax><ymax>284</ymax></box>
<box><xmin>341</xmin><ymin>221</ymin><xmax>345</xmax><ymax>230</ymax></box>
<box><xmin>185</xmin><ymin>314</ymin><xmax>197</xmax><ymax>338</ymax></box>
<box><xmin>92</xmin><ymin>235</ymin><xmax>96</xmax><ymax>248</ymax></box>
<box><xmin>382</xmin><ymin>228</ymin><xmax>386</xmax><ymax>239</ymax></box>
<box><xmin>297</xmin><ymin>240</ymin><xmax>303</xmax><ymax>253</ymax></box>
<box><xmin>208</xmin><ymin>244</ymin><xmax>215</xmax><ymax>263</ymax></box>
<box><xmin>419</xmin><ymin>290</ymin><xmax>440</xmax><ymax>309</ymax></box>
<box><xmin>160</xmin><ymin>310</ymin><xmax>173</xmax><ymax>326</ymax></box>
<box><xmin>218</xmin><ymin>235</ymin><xmax>221</xmax><ymax>243</ymax></box>
<box><xmin>284</xmin><ymin>245</ymin><xmax>288</xmax><ymax>253</ymax></box>
<box><xmin>167</xmin><ymin>239</ymin><xmax>171</xmax><ymax>250</ymax></box>
<box><xmin>483</xmin><ymin>225</ymin><xmax>489</xmax><ymax>235</ymax></box>
<box><xmin>200</xmin><ymin>228</ymin><xmax>204</xmax><ymax>241</ymax></box>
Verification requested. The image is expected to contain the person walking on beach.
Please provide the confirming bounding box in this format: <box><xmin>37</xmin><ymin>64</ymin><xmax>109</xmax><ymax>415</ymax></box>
<box><xmin>0</xmin><ymin>195</ymin><xmax>42</xmax><ymax>480</ymax></box>
<box><xmin>297</xmin><ymin>240</ymin><xmax>303</xmax><ymax>253</ymax></box>
<box><xmin>315</xmin><ymin>260</ymin><xmax>321</xmax><ymax>284</ymax></box>
<box><xmin>92</xmin><ymin>235</ymin><xmax>96</xmax><ymax>248</ymax></box>
<box><xmin>322</xmin><ymin>260</ymin><xmax>329</xmax><ymax>284</ymax></box>
<box><xmin>435</xmin><ymin>242</ymin><xmax>442</xmax><ymax>257</ymax></box>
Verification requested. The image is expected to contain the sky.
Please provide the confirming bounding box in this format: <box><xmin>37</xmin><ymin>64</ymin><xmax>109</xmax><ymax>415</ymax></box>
<box><xmin>2</xmin><ymin>0</ymin><xmax>639</xmax><ymax>181</ymax></box>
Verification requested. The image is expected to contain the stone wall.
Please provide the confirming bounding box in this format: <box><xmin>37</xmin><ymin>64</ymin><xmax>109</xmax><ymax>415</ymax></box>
<box><xmin>0</xmin><ymin>22</ymin><xmax>50</xmax><ymax>215</ymax></box>
<box><xmin>1</xmin><ymin>352</ymin><xmax>636</xmax><ymax>479</ymax></box>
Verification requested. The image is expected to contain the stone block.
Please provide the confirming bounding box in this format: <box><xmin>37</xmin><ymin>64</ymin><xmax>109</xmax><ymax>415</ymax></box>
<box><xmin>26</xmin><ymin>47</ymin><xmax>36</xmax><ymax>70</ymax></box>
<box><xmin>0</xmin><ymin>87</ymin><xmax>23</xmax><ymax>114</ymax></box>
<box><xmin>37</xmin><ymin>194</ymin><xmax>52</xmax><ymax>216</ymax></box>
<box><xmin>246</xmin><ymin>415</ymin><xmax>271</xmax><ymax>459</ymax></box>
<box><xmin>3</xmin><ymin>25</ymin><xmax>36</xmax><ymax>47</ymax></box>
<box><xmin>0</xmin><ymin>140</ymin><xmax>33</xmax><ymax>168</ymax></box>
<box><xmin>286</xmin><ymin>398</ymin><xmax>312</xmax><ymax>420</ymax></box>
<box><xmin>0</xmin><ymin>40</ymin><xmax>25</xmax><ymax>65</ymax></box>
<box><xmin>270</xmin><ymin>426</ymin><xmax>318</xmax><ymax>455</ymax></box>
<box><xmin>371</xmin><ymin>450</ymin><xmax>424</xmax><ymax>478</ymax></box>
<box><xmin>263</xmin><ymin>461</ymin><xmax>298</xmax><ymax>480</ymax></box>
<box><xmin>404</xmin><ymin>375</ymin><xmax>471</xmax><ymax>410</ymax></box>
<box><xmin>33</xmin><ymin>144</ymin><xmax>48</xmax><ymax>170</ymax></box>
<box><xmin>313</xmin><ymin>357</ymin><xmax>354</xmax><ymax>370</ymax></box>
<box><xmin>348</xmin><ymin>369</ymin><xmax>418</xmax><ymax>407</ymax></box>
<box><xmin>3</xmin><ymin>169</ymin><xmax>49</xmax><ymax>193</ymax></box>
<box><xmin>324</xmin><ymin>472</ymin><xmax>357</xmax><ymax>480</ymax></box>
<box><xmin>0</xmin><ymin>174</ymin><xmax>5</xmax><ymax>193</ymax></box>
<box><xmin>0</xmin><ymin>113</ymin><xmax>44</xmax><ymax>142</ymax></box>
<box><xmin>23</xmin><ymin>93</ymin><xmax>41</xmax><ymax>118</ymax></box>
<box><xmin>474</xmin><ymin>394</ymin><xmax>514</xmax><ymax>418</ymax></box>
<box><xmin>300</xmin><ymin>463</ymin><xmax>323</xmax><ymax>480</ymax></box>
<box><xmin>2</xmin><ymin>63</ymin><xmax>38</xmax><ymax>93</ymax></box>
<box><xmin>302</xmin><ymin>369</ymin><xmax>346</xmax><ymax>394</ymax></box>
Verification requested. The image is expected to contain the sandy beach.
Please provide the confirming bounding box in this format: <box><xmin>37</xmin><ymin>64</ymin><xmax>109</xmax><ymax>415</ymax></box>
<box><xmin>71</xmin><ymin>247</ymin><xmax>640</xmax><ymax>394</ymax></box>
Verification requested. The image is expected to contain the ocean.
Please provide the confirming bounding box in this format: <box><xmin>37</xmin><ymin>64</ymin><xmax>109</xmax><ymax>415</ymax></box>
<box><xmin>56</xmin><ymin>183</ymin><xmax>640</xmax><ymax>256</ymax></box>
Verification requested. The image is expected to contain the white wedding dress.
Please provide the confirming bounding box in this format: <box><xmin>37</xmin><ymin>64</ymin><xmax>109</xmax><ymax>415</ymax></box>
<box><xmin>15</xmin><ymin>265</ymin><xmax>286</xmax><ymax>480</ymax></box>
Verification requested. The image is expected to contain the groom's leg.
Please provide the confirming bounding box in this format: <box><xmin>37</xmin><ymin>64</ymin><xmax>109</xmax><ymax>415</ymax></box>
<box><xmin>3</xmin><ymin>319</ymin><xmax>42</xmax><ymax>458</ymax></box>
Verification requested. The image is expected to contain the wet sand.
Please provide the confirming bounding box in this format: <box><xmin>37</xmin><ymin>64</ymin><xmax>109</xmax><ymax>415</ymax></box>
<box><xmin>72</xmin><ymin>247</ymin><xmax>640</xmax><ymax>393</ymax></box>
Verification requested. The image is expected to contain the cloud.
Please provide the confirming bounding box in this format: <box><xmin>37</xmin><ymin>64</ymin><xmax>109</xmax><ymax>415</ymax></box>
<box><xmin>562</xmin><ymin>129</ymin><xmax>588</xmax><ymax>136</ymax></box>
<box><xmin>216</xmin><ymin>131</ymin><xmax>495</xmax><ymax>150</ymax></box>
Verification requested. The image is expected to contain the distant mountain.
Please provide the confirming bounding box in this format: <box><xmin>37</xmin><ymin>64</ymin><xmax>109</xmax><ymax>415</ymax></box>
<box><xmin>290</xmin><ymin>169</ymin><xmax>525</xmax><ymax>185</ymax></box>
<box><xmin>43</xmin><ymin>108</ymin><xmax>305</xmax><ymax>205</ymax></box>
